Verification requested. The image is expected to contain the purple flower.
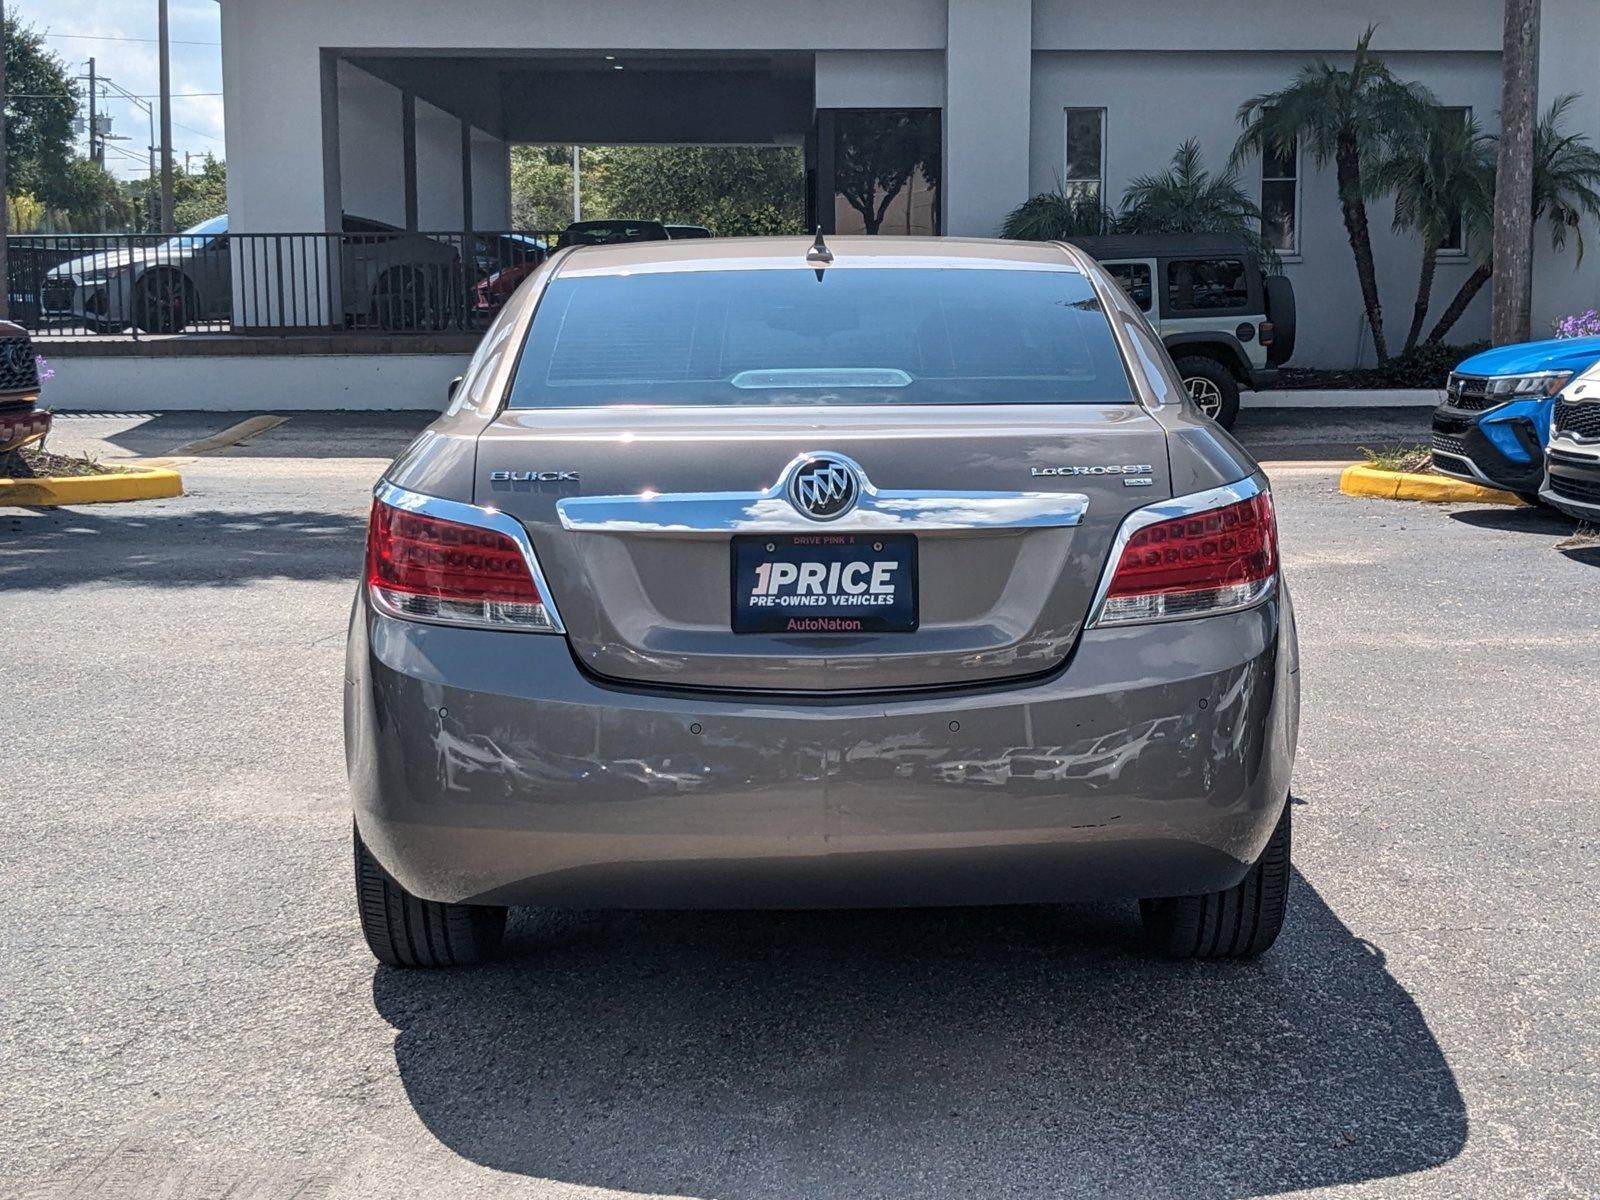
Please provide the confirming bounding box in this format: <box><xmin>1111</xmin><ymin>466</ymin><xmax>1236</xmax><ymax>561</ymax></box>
<box><xmin>1555</xmin><ymin>309</ymin><xmax>1600</xmax><ymax>339</ymax></box>
<box><xmin>35</xmin><ymin>354</ymin><xmax>55</xmax><ymax>383</ymax></box>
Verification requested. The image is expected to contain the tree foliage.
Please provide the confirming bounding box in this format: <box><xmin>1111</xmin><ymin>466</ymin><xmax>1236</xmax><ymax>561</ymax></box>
<box><xmin>999</xmin><ymin>188</ymin><xmax>1111</xmax><ymax>240</ymax></box>
<box><xmin>1232</xmin><ymin>26</ymin><xmax>1435</xmax><ymax>363</ymax></box>
<box><xmin>172</xmin><ymin>153</ymin><xmax>228</xmax><ymax>228</ymax></box>
<box><xmin>4</xmin><ymin>14</ymin><xmax>81</xmax><ymax>212</ymax></box>
<box><xmin>1371</xmin><ymin>111</ymin><xmax>1494</xmax><ymax>353</ymax></box>
<box><xmin>509</xmin><ymin>144</ymin><xmax>805</xmax><ymax>236</ymax></box>
<box><xmin>1001</xmin><ymin>141</ymin><xmax>1271</xmax><ymax>264</ymax></box>
<box><xmin>1118</xmin><ymin>139</ymin><xmax>1276</xmax><ymax>265</ymax></box>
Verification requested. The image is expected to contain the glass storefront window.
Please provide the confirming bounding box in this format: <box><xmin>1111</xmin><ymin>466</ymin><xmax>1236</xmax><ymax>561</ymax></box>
<box><xmin>815</xmin><ymin>109</ymin><xmax>941</xmax><ymax>236</ymax></box>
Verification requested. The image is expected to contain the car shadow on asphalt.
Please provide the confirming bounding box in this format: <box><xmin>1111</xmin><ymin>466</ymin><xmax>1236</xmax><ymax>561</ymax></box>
<box><xmin>372</xmin><ymin>872</ymin><xmax>1466</xmax><ymax>1199</ymax></box>
<box><xmin>58</xmin><ymin>410</ymin><xmax>434</xmax><ymax>460</ymax></box>
<box><xmin>1447</xmin><ymin>506</ymin><xmax>1600</xmax><ymax>566</ymax></box>
<box><xmin>0</xmin><ymin>507</ymin><xmax>368</xmax><ymax>586</ymax></box>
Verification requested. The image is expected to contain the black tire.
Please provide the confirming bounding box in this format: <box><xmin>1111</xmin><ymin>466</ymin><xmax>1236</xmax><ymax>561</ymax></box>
<box><xmin>1175</xmin><ymin>356</ymin><xmax>1241</xmax><ymax>429</ymax></box>
<box><xmin>353</xmin><ymin>823</ymin><xmax>507</xmax><ymax>968</ymax></box>
<box><xmin>1140</xmin><ymin>798</ymin><xmax>1291</xmax><ymax>959</ymax></box>
<box><xmin>133</xmin><ymin>272</ymin><xmax>193</xmax><ymax>334</ymax></box>
<box><xmin>1263</xmin><ymin>274</ymin><xmax>1297</xmax><ymax>365</ymax></box>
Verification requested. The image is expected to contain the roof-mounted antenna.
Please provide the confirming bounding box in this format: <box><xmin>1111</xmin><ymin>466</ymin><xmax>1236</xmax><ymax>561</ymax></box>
<box><xmin>806</xmin><ymin>226</ymin><xmax>833</xmax><ymax>280</ymax></box>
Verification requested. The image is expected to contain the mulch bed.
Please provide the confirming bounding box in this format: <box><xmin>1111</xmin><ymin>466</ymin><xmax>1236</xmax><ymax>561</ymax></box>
<box><xmin>1277</xmin><ymin>367</ymin><xmax>1400</xmax><ymax>390</ymax></box>
<box><xmin>1</xmin><ymin>448</ymin><xmax>131</xmax><ymax>479</ymax></box>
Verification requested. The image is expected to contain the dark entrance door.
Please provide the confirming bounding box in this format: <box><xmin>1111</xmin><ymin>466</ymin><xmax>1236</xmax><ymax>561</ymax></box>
<box><xmin>811</xmin><ymin>109</ymin><xmax>941</xmax><ymax>236</ymax></box>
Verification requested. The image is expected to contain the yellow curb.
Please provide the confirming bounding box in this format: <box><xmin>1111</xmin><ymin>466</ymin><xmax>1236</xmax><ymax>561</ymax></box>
<box><xmin>0</xmin><ymin>463</ymin><xmax>184</xmax><ymax>507</ymax></box>
<box><xmin>1339</xmin><ymin>464</ymin><xmax>1526</xmax><ymax>506</ymax></box>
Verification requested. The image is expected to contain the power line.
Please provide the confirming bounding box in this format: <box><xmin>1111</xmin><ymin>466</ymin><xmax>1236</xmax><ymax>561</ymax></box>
<box><xmin>45</xmin><ymin>33</ymin><xmax>220</xmax><ymax>47</ymax></box>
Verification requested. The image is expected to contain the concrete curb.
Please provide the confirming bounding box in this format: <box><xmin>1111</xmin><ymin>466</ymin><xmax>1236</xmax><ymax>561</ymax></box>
<box><xmin>0</xmin><ymin>463</ymin><xmax>184</xmax><ymax>507</ymax></box>
<box><xmin>1339</xmin><ymin>464</ymin><xmax>1526</xmax><ymax>506</ymax></box>
<box><xmin>1254</xmin><ymin>388</ymin><xmax>1441</xmax><ymax>409</ymax></box>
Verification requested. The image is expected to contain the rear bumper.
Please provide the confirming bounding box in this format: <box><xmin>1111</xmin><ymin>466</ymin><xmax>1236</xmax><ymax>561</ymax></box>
<box><xmin>346</xmin><ymin>589</ymin><xmax>1299</xmax><ymax>909</ymax></box>
<box><xmin>0</xmin><ymin>404</ymin><xmax>48</xmax><ymax>453</ymax></box>
<box><xmin>1542</xmin><ymin>442</ymin><xmax>1600</xmax><ymax>521</ymax></box>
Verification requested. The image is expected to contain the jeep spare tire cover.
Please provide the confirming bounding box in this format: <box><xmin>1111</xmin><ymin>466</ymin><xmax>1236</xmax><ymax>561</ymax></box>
<box><xmin>1264</xmin><ymin>275</ymin><xmax>1296</xmax><ymax>365</ymax></box>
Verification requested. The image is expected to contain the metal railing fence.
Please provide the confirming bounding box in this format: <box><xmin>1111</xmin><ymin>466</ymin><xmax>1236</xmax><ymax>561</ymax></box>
<box><xmin>7</xmin><ymin>229</ymin><xmax>558</xmax><ymax>339</ymax></box>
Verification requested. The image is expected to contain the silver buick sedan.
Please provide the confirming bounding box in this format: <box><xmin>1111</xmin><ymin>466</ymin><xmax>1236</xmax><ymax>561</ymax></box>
<box><xmin>345</xmin><ymin>235</ymin><xmax>1300</xmax><ymax>967</ymax></box>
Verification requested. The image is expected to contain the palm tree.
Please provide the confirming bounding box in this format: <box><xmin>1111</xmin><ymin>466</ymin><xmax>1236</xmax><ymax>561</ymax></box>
<box><xmin>1233</xmin><ymin>26</ymin><xmax>1434</xmax><ymax>364</ymax></box>
<box><xmin>1426</xmin><ymin>95</ymin><xmax>1600</xmax><ymax>344</ymax></box>
<box><xmin>1370</xmin><ymin>110</ymin><xmax>1495</xmax><ymax>354</ymax></box>
<box><xmin>1115</xmin><ymin>139</ymin><xmax>1276</xmax><ymax>264</ymax></box>
<box><xmin>1000</xmin><ymin>187</ymin><xmax>1113</xmax><ymax>240</ymax></box>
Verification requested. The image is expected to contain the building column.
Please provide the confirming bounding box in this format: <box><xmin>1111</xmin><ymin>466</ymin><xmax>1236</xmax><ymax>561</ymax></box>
<box><xmin>943</xmin><ymin>0</ymin><xmax>1032</xmax><ymax>237</ymax></box>
<box><xmin>1532</xmin><ymin>0</ymin><xmax>1600</xmax><ymax>330</ymax></box>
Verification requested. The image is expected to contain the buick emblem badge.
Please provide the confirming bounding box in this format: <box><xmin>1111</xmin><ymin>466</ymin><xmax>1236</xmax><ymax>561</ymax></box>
<box><xmin>787</xmin><ymin>453</ymin><xmax>860</xmax><ymax>521</ymax></box>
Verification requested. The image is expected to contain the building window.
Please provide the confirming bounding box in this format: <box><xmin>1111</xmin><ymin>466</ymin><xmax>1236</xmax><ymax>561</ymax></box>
<box><xmin>1260</xmin><ymin>123</ymin><xmax>1299</xmax><ymax>256</ymax></box>
<box><xmin>1437</xmin><ymin>106</ymin><xmax>1471</xmax><ymax>256</ymax></box>
<box><xmin>1064</xmin><ymin>108</ymin><xmax>1105</xmax><ymax>203</ymax></box>
<box><xmin>815</xmin><ymin>109</ymin><xmax>941</xmax><ymax>236</ymax></box>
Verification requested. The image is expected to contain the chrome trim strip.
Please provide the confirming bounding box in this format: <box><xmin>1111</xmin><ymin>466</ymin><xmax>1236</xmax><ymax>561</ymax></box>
<box><xmin>372</xmin><ymin>479</ymin><xmax>566</xmax><ymax>634</ymax></box>
<box><xmin>556</xmin><ymin>452</ymin><xmax>1090</xmax><ymax>534</ymax></box>
<box><xmin>1430</xmin><ymin>450</ymin><xmax>1500</xmax><ymax>488</ymax></box>
<box><xmin>1085</xmin><ymin>476</ymin><xmax>1275</xmax><ymax>628</ymax></box>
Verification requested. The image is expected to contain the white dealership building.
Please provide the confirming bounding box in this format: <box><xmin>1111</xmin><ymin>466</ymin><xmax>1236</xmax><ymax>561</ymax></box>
<box><xmin>218</xmin><ymin>0</ymin><xmax>1598</xmax><ymax>366</ymax></box>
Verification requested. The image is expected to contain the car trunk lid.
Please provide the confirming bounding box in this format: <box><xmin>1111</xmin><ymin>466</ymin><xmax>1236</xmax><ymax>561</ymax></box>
<box><xmin>475</xmin><ymin>403</ymin><xmax>1169</xmax><ymax>692</ymax></box>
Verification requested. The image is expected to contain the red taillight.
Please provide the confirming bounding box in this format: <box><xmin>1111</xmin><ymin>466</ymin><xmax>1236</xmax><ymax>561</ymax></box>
<box><xmin>1258</xmin><ymin>320</ymin><xmax>1275</xmax><ymax>346</ymax></box>
<box><xmin>366</xmin><ymin>497</ymin><xmax>557</xmax><ymax>631</ymax></box>
<box><xmin>1095</xmin><ymin>491</ymin><xmax>1278</xmax><ymax>625</ymax></box>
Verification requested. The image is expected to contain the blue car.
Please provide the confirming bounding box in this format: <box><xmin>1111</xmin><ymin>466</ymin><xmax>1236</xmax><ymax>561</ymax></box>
<box><xmin>1431</xmin><ymin>335</ymin><xmax>1600</xmax><ymax>501</ymax></box>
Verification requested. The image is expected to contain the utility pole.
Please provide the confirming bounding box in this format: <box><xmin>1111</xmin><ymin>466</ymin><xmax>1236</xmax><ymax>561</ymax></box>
<box><xmin>88</xmin><ymin>57</ymin><xmax>100</xmax><ymax>165</ymax></box>
<box><xmin>0</xmin><ymin>0</ymin><xmax>8</xmax><ymax>320</ymax></box>
<box><xmin>571</xmin><ymin>144</ymin><xmax>581</xmax><ymax>222</ymax></box>
<box><xmin>158</xmin><ymin>0</ymin><xmax>175</xmax><ymax>232</ymax></box>
<box><xmin>1492</xmin><ymin>0</ymin><xmax>1540</xmax><ymax>345</ymax></box>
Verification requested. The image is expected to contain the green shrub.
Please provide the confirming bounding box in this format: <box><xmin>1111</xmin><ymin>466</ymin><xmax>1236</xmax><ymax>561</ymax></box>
<box><xmin>1375</xmin><ymin>341</ymin><xmax>1490</xmax><ymax>388</ymax></box>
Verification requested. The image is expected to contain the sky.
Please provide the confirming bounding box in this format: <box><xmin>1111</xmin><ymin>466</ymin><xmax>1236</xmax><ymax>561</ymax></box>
<box><xmin>13</xmin><ymin>0</ymin><xmax>224</xmax><ymax>180</ymax></box>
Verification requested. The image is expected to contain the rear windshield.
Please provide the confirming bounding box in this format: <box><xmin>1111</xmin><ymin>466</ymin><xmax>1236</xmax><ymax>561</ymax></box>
<box><xmin>507</xmin><ymin>267</ymin><xmax>1133</xmax><ymax>407</ymax></box>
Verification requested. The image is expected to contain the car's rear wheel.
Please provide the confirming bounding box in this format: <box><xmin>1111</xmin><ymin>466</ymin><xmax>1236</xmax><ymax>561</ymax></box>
<box><xmin>1140</xmin><ymin>798</ymin><xmax>1290</xmax><ymax>958</ymax></box>
<box><xmin>1176</xmin><ymin>357</ymin><xmax>1241</xmax><ymax>429</ymax></box>
<box><xmin>353</xmin><ymin>823</ymin><xmax>507</xmax><ymax>968</ymax></box>
<box><xmin>134</xmin><ymin>272</ymin><xmax>194</xmax><ymax>334</ymax></box>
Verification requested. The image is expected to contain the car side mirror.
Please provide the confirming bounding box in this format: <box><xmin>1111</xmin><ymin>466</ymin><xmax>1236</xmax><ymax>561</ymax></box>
<box><xmin>446</xmin><ymin>374</ymin><xmax>464</xmax><ymax>402</ymax></box>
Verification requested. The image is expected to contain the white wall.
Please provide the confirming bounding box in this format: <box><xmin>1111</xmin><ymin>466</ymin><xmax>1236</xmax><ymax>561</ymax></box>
<box><xmin>217</xmin><ymin>0</ymin><xmax>1600</xmax><ymax>364</ymax></box>
<box><xmin>945</xmin><ymin>0</ymin><xmax>1032</xmax><ymax>237</ymax></box>
<box><xmin>1032</xmin><ymin>0</ymin><xmax>1503</xmax><ymax>52</ymax></box>
<box><xmin>1031</xmin><ymin>49</ymin><xmax>1503</xmax><ymax>366</ymax></box>
<box><xmin>472</xmin><ymin>133</ymin><xmax>511</xmax><ymax>229</ymax></box>
<box><xmin>337</xmin><ymin>62</ymin><xmax>405</xmax><ymax>228</ymax></box>
<box><xmin>43</xmin><ymin>355</ymin><xmax>469</xmax><ymax>413</ymax></box>
<box><xmin>414</xmin><ymin>100</ymin><xmax>466</xmax><ymax>230</ymax></box>
<box><xmin>814</xmin><ymin>51</ymin><xmax>943</xmax><ymax>108</ymax></box>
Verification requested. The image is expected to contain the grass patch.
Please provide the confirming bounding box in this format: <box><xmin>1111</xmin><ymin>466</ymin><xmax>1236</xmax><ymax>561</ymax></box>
<box><xmin>1359</xmin><ymin>443</ymin><xmax>1435</xmax><ymax>474</ymax></box>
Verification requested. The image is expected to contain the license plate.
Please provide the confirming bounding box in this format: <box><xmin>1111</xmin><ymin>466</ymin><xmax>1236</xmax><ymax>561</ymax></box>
<box><xmin>731</xmin><ymin>533</ymin><xmax>918</xmax><ymax>634</ymax></box>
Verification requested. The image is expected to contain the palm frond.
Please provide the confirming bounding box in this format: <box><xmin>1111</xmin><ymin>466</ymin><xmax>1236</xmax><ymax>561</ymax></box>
<box><xmin>999</xmin><ymin>187</ymin><xmax>1114</xmax><ymax>241</ymax></box>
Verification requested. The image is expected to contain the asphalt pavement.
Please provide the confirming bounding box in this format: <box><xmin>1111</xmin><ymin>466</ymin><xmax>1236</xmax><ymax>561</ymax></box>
<box><xmin>2</xmin><ymin>409</ymin><xmax>1596</xmax><ymax>1199</ymax></box>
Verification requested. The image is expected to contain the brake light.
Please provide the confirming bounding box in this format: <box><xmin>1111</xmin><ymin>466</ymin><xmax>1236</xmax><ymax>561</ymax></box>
<box><xmin>1093</xmin><ymin>489</ymin><xmax>1278</xmax><ymax>626</ymax></box>
<box><xmin>366</xmin><ymin>495</ymin><xmax>558</xmax><ymax>631</ymax></box>
<box><xmin>1258</xmin><ymin>320</ymin><xmax>1275</xmax><ymax>346</ymax></box>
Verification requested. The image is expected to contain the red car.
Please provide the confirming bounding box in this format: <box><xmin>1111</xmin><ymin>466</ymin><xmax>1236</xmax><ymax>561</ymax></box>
<box><xmin>0</xmin><ymin>321</ymin><xmax>48</xmax><ymax>455</ymax></box>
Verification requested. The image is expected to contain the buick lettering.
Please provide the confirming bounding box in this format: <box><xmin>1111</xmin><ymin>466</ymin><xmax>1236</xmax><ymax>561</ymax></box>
<box><xmin>345</xmin><ymin>235</ymin><xmax>1300</xmax><ymax>967</ymax></box>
